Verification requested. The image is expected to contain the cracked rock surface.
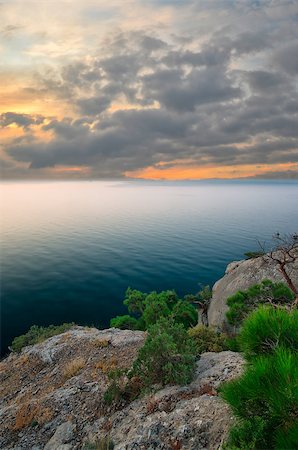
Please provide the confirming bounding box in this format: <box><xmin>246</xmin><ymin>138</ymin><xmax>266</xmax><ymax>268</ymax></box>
<box><xmin>0</xmin><ymin>321</ymin><xmax>243</xmax><ymax>450</ymax></box>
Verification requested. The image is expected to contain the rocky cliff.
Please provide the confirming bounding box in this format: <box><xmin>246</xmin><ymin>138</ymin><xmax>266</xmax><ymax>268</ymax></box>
<box><xmin>0</xmin><ymin>326</ymin><xmax>243</xmax><ymax>450</ymax></box>
<box><xmin>208</xmin><ymin>250</ymin><xmax>298</xmax><ymax>329</ymax></box>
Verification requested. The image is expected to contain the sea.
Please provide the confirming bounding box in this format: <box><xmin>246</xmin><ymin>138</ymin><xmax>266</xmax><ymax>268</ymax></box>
<box><xmin>1</xmin><ymin>179</ymin><xmax>297</xmax><ymax>356</ymax></box>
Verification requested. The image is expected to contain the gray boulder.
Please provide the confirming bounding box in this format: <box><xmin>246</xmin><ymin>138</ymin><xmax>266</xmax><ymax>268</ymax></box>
<box><xmin>85</xmin><ymin>351</ymin><xmax>244</xmax><ymax>450</ymax></box>
<box><xmin>208</xmin><ymin>251</ymin><xmax>298</xmax><ymax>329</ymax></box>
<box><xmin>44</xmin><ymin>421</ymin><xmax>75</xmax><ymax>450</ymax></box>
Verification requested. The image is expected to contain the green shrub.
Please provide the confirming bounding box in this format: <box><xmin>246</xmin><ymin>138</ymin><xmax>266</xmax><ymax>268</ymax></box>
<box><xmin>123</xmin><ymin>287</ymin><xmax>147</xmax><ymax>315</ymax></box>
<box><xmin>110</xmin><ymin>287</ymin><xmax>197</xmax><ymax>331</ymax></box>
<box><xmin>142</xmin><ymin>294</ymin><xmax>171</xmax><ymax>327</ymax></box>
<box><xmin>226</xmin><ymin>280</ymin><xmax>294</xmax><ymax>326</ymax></box>
<box><xmin>188</xmin><ymin>325</ymin><xmax>227</xmax><ymax>355</ymax></box>
<box><xmin>109</xmin><ymin>315</ymin><xmax>142</xmax><ymax>330</ymax></box>
<box><xmin>224</xmin><ymin>336</ymin><xmax>240</xmax><ymax>352</ymax></box>
<box><xmin>172</xmin><ymin>300</ymin><xmax>197</xmax><ymax>328</ymax></box>
<box><xmin>103</xmin><ymin>369</ymin><xmax>127</xmax><ymax>405</ymax></box>
<box><xmin>220</xmin><ymin>347</ymin><xmax>298</xmax><ymax>449</ymax></box>
<box><xmin>244</xmin><ymin>251</ymin><xmax>265</xmax><ymax>259</ymax></box>
<box><xmin>103</xmin><ymin>368</ymin><xmax>142</xmax><ymax>407</ymax></box>
<box><xmin>275</xmin><ymin>423</ymin><xmax>298</xmax><ymax>450</ymax></box>
<box><xmin>156</xmin><ymin>290</ymin><xmax>179</xmax><ymax>309</ymax></box>
<box><xmin>223</xmin><ymin>417</ymin><xmax>267</xmax><ymax>450</ymax></box>
<box><xmin>11</xmin><ymin>323</ymin><xmax>75</xmax><ymax>352</ymax></box>
<box><xmin>132</xmin><ymin>317</ymin><xmax>196</xmax><ymax>387</ymax></box>
<box><xmin>82</xmin><ymin>437</ymin><xmax>114</xmax><ymax>450</ymax></box>
<box><xmin>239</xmin><ymin>306</ymin><xmax>298</xmax><ymax>360</ymax></box>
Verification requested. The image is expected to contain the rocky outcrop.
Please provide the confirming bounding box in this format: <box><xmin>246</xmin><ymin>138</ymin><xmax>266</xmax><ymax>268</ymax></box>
<box><xmin>0</xmin><ymin>325</ymin><xmax>243</xmax><ymax>450</ymax></box>
<box><xmin>0</xmin><ymin>327</ymin><xmax>146</xmax><ymax>450</ymax></box>
<box><xmin>85</xmin><ymin>351</ymin><xmax>244</xmax><ymax>450</ymax></box>
<box><xmin>207</xmin><ymin>250</ymin><xmax>298</xmax><ymax>329</ymax></box>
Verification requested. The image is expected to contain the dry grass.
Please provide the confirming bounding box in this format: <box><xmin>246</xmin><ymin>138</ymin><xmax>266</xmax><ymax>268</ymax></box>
<box><xmin>59</xmin><ymin>333</ymin><xmax>71</xmax><ymax>343</ymax></box>
<box><xmin>14</xmin><ymin>401</ymin><xmax>55</xmax><ymax>430</ymax></box>
<box><xmin>146</xmin><ymin>396</ymin><xmax>160</xmax><ymax>414</ymax></box>
<box><xmin>95</xmin><ymin>357</ymin><xmax>117</xmax><ymax>374</ymax></box>
<box><xmin>36</xmin><ymin>406</ymin><xmax>54</xmax><ymax>425</ymax></box>
<box><xmin>93</xmin><ymin>339</ymin><xmax>110</xmax><ymax>348</ymax></box>
<box><xmin>63</xmin><ymin>357</ymin><xmax>85</xmax><ymax>380</ymax></box>
<box><xmin>14</xmin><ymin>402</ymin><xmax>38</xmax><ymax>430</ymax></box>
<box><xmin>18</xmin><ymin>354</ymin><xmax>30</xmax><ymax>365</ymax></box>
<box><xmin>83</xmin><ymin>436</ymin><xmax>114</xmax><ymax>449</ymax></box>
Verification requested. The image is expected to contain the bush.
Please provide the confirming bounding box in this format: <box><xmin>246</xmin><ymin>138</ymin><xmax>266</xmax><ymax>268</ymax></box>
<box><xmin>172</xmin><ymin>300</ymin><xmax>197</xmax><ymax>328</ymax></box>
<box><xmin>226</xmin><ymin>280</ymin><xmax>294</xmax><ymax>326</ymax></box>
<box><xmin>223</xmin><ymin>417</ymin><xmax>267</xmax><ymax>449</ymax></box>
<box><xmin>103</xmin><ymin>369</ymin><xmax>125</xmax><ymax>406</ymax></box>
<box><xmin>110</xmin><ymin>288</ymin><xmax>198</xmax><ymax>331</ymax></box>
<box><xmin>11</xmin><ymin>323</ymin><xmax>75</xmax><ymax>352</ymax></box>
<box><xmin>110</xmin><ymin>315</ymin><xmax>142</xmax><ymax>330</ymax></box>
<box><xmin>224</xmin><ymin>336</ymin><xmax>241</xmax><ymax>352</ymax></box>
<box><xmin>123</xmin><ymin>288</ymin><xmax>147</xmax><ymax>315</ymax></box>
<box><xmin>132</xmin><ymin>317</ymin><xmax>196</xmax><ymax>387</ymax></box>
<box><xmin>220</xmin><ymin>347</ymin><xmax>298</xmax><ymax>449</ymax></box>
<box><xmin>244</xmin><ymin>251</ymin><xmax>265</xmax><ymax>259</ymax></box>
<box><xmin>239</xmin><ymin>306</ymin><xmax>298</xmax><ymax>360</ymax></box>
<box><xmin>142</xmin><ymin>294</ymin><xmax>171</xmax><ymax>327</ymax></box>
<box><xmin>103</xmin><ymin>368</ymin><xmax>142</xmax><ymax>407</ymax></box>
<box><xmin>83</xmin><ymin>437</ymin><xmax>114</xmax><ymax>450</ymax></box>
<box><xmin>188</xmin><ymin>325</ymin><xmax>227</xmax><ymax>355</ymax></box>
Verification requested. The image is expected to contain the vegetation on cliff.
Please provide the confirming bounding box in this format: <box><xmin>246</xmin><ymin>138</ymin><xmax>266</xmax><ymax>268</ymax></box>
<box><xmin>225</xmin><ymin>279</ymin><xmax>294</xmax><ymax>326</ymax></box>
<box><xmin>11</xmin><ymin>323</ymin><xmax>75</xmax><ymax>352</ymax></box>
<box><xmin>103</xmin><ymin>317</ymin><xmax>197</xmax><ymax>406</ymax></box>
<box><xmin>221</xmin><ymin>306</ymin><xmax>298</xmax><ymax>449</ymax></box>
<box><xmin>110</xmin><ymin>288</ymin><xmax>198</xmax><ymax>330</ymax></box>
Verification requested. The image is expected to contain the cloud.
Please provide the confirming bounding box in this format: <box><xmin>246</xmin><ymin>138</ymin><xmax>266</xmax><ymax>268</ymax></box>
<box><xmin>273</xmin><ymin>41</ymin><xmax>298</xmax><ymax>75</ymax></box>
<box><xmin>1</xmin><ymin>0</ymin><xmax>298</xmax><ymax>179</ymax></box>
<box><xmin>250</xmin><ymin>169</ymin><xmax>298</xmax><ymax>180</ymax></box>
<box><xmin>0</xmin><ymin>112</ymin><xmax>45</xmax><ymax>128</ymax></box>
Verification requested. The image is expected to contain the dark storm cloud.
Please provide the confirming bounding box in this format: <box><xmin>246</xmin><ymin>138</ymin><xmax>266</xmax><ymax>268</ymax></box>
<box><xmin>2</xmin><ymin>0</ymin><xmax>298</xmax><ymax>178</ymax></box>
<box><xmin>273</xmin><ymin>41</ymin><xmax>298</xmax><ymax>75</ymax></box>
<box><xmin>243</xmin><ymin>71</ymin><xmax>288</xmax><ymax>94</ymax></box>
<box><xmin>76</xmin><ymin>96</ymin><xmax>112</xmax><ymax>115</ymax></box>
<box><xmin>42</xmin><ymin>118</ymin><xmax>91</xmax><ymax>139</ymax></box>
<box><xmin>142</xmin><ymin>67</ymin><xmax>242</xmax><ymax>112</ymax></box>
<box><xmin>0</xmin><ymin>112</ymin><xmax>45</xmax><ymax>128</ymax></box>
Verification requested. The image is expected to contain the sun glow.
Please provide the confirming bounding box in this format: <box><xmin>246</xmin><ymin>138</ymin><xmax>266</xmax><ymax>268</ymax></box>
<box><xmin>125</xmin><ymin>163</ymin><xmax>297</xmax><ymax>180</ymax></box>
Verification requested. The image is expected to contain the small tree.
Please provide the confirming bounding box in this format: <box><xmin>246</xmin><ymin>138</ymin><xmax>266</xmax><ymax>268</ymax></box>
<box><xmin>132</xmin><ymin>317</ymin><xmax>196</xmax><ymax>387</ymax></box>
<box><xmin>110</xmin><ymin>315</ymin><xmax>142</xmax><ymax>330</ymax></box>
<box><xmin>259</xmin><ymin>233</ymin><xmax>298</xmax><ymax>303</ymax></box>
<box><xmin>172</xmin><ymin>300</ymin><xmax>197</xmax><ymax>328</ymax></box>
<box><xmin>221</xmin><ymin>305</ymin><xmax>298</xmax><ymax>449</ymax></box>
<box><xmin>142</xmin><ymin>295</ymin><xmax>171</xmax><ymax>327</ymax></box>
<box><xmin>111</xmin><ymin>288</ymin><xmax>197</xmax><ymax>331</ymax></box>
<box><xmin>123</xmin><ymin>287</ymin><xmax>147</xmax><ymax>315</ymax></box>
<box><xmin>185</xmin><ymin>285</ymin><xmax>212</xmax><ymax>326</ymax></box>
<box><xmin>226</xmin><ymin>280</ymin><xmax>294</xmax><ymax>327</ymax></box>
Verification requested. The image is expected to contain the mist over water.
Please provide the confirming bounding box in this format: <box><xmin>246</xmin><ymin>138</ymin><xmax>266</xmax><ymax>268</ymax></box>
<box><xmin>1</xmin><ymin>180</ymin><xmax>297</xmax><ymax>356</ymax></box>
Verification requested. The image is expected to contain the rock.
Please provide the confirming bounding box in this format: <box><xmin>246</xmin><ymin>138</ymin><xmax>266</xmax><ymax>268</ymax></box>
<box><xmin>0</xmin><ymin>327</ymin><xmax>145</xmax><ymax>450</ymax></box>
<box><xmin>87</xmin><ymin>351</ymin><xmax>244</xmax><ymax>450</ymax></box>
<box><xmin>23</xmin><ymin>327</ymin><xmax>145</xmax><ymax>364</ymax></box>
<box><xmin>192</xmin><ymin>351</ymin><xmax>244</xmax><ymax>388</ymax></box>
<box><xmin>44</xmin><ymin>422</ymin><xmax>75</xmax><ymax>450</ymax></box>
<box><xmin>0</xmin><ymin>329</ymin><xmax>244</xmax><ymax>450</ymax></box>
<box><xmin>208</xmin><ymin>250</ymin><xmax>298</xmax><ymax>329</ymax></box>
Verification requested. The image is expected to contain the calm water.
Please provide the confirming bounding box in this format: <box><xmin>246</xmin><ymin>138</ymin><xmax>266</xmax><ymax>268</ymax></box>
<box><xmin>1</xmin><ymin>180</ymin><xmax>297</xmax><ymax>356</ymax></box>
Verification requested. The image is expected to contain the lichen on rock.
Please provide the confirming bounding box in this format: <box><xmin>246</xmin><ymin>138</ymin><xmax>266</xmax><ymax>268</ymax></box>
<box><xmin>0</xmin><ymin>323</ymin><xmax>243</xmax><ymax>450</ymax></box>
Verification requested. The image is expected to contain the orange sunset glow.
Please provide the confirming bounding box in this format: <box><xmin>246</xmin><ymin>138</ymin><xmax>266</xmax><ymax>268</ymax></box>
<box><xmin>126</xmin><ymin>163</ymin><xmax>298</xmax><ymax>180</ymax></box>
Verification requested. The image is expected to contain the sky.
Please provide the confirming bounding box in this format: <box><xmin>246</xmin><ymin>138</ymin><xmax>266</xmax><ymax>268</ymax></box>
<box><xmin>0</xmin><ymin>0</ymin><xmax>298</xmax><ymax>180</ymax></box>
